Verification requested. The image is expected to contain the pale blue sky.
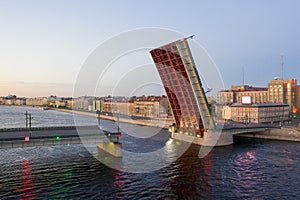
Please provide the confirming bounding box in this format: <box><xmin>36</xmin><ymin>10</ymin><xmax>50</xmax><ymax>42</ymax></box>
<box><xmin>0</xmin><ymin>0</ymin><xmax>299</xmax><ymax>97</ymax></box>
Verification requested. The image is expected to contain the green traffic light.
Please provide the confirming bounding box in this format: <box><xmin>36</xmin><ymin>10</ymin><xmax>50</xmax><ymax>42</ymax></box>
<box><xmin>56</xmin><ymin>136</ymin><xmax>60</xmax><ymax>140</ymax></box>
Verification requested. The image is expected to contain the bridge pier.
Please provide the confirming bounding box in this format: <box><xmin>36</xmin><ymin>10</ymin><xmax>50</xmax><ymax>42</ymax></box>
<box><xmin>97</xmin><ymin>142</ymin><xmax>122</xmax><ymax>157</ymax></box>
<box><xmin>171</xmin><ymin>131</ymin><xmax>233</xmax><ymax>147</ymax></box>
<box><xmin>203</xmin><ymin>130</ymin><xmax>233</xmax><ymax>146</ymax></box>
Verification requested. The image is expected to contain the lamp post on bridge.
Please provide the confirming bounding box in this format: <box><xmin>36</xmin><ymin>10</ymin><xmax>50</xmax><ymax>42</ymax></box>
<box><xmin>25</xmin><ymin>111</ymin><xmax>28</xmax><ymax>129</ymax></box>
<box><xmin>29</xmin><ymin>113</ymin><xmax>33</xmax><ymax>138</ymax></box>
<box><xmin>25</xmin><ymin>111</ymin><xmax>33</xmax><ymax>138</ymax></box>
<box><xmin>116</xmin><ymin>110</ymin><xmax>120</xmax><ymax>133</ymax></box>
<box><xmin>28</xmin><ymin>114</ymin><xmax>33</xmax><ymax>130</ymax></box>
<box><xmin>96</xmin><ymin>110</ymin><xmax>101</xmax><ymax>128</ymax></box>
<box><xmin>116</xmin><ymin>110</ymin><xmax>121</xmax><ymax>143</ymax></box>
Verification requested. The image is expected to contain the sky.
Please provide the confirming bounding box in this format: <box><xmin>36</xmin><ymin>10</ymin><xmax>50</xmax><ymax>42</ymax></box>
<box><xmin>0</xmin><ymin>0</ymin><xmax>299</xmax><ymax>97</ymax></box>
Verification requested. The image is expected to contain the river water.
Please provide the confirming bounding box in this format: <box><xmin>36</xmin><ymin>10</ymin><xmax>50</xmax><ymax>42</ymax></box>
<box><xmin>0</xmin><ymin>106</ymin><xmax>299</xmax><ymax>199</ymax></box>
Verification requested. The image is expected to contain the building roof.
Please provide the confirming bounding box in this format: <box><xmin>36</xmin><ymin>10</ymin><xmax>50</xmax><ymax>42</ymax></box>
<box><xmin>231</xmin><ymin>103</ymin><xmax>289</xmax><ymax>107</ymax></box>
<box><xmin>135</xmin><ymin>95</ymin><xmax>166</xmax><ymax>102</ymax></box>
<box><xmin>219</xmin><ymin>86</ymin><xmax>268</xmax><ymax>93</ymax></box>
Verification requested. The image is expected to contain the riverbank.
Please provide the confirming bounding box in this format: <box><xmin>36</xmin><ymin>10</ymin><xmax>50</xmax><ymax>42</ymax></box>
<box><xmin>52</xmin><ymin>108</ymin><xmax>175</xmax><ymax>129</ymax></box>
<box><xmin>235</xmin><ymin>126</ymin><xmax>300</xmax><ymax>142</ymax></box>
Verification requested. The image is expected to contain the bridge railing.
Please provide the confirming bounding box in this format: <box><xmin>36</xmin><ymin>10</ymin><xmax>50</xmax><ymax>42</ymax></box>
<box><xmin>0</xmin><ymin>133</ymin><xmax>120</xmax><ymax>149</ymax></box>
<box><xmin>0</xmin><ymin>125</ymin><xmax>100</xmax><ymax>132</ymax></box>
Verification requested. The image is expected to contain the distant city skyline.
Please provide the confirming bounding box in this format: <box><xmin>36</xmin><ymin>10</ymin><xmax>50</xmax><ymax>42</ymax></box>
<box><xmin>0</xmin><ymin>1</ymin><xmax>299</xmax><ymax>97</ymax></box>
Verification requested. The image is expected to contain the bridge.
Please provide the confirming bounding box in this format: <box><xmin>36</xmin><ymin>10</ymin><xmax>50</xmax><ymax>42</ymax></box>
<box><xmin>0</xmin><ymin>37</ymin><xmax>280</xmax><ymax>150</ymax></box>
<box><xmin>150</xmin><ymin>37</ymin><xmax>279</xmax><ymax>146</ymax></box>
<box><xmin>0</xmin><ymin>125</ymin><xmax>122</xmax><ymax>156</ymax></box>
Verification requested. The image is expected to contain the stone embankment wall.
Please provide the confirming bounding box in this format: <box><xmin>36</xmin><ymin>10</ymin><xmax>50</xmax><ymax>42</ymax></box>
<box><xmin>54</xmin><ymin>108</ymin><xmax>174</xmax><ymax>129</ymax></box>
<box><xmin>235</xmin><ymin>126</ymin><xmax>300</xmax><ymax>142</ymax></box>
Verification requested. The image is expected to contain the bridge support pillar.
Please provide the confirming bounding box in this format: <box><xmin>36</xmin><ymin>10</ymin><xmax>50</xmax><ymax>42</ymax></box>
<box><xmin>202</xmin><ymin>130</ymin><xmax>233</xmax><ymax>146</ymax></box>
<box><xmin>97</xmin><ymin>142</ymin><xmax>122</xmax><ymax>157</ymax></box>
<box><xmin>171</xmin><ymin>130</ymin><xmax>233</xmax><ymax>147</ymax></box>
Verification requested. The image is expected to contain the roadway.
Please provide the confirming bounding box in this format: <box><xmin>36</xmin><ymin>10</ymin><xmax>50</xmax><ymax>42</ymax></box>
<box><xmin>0</xmin><ymin>126</ymin><xmax>120</xmax><ymax>149</ymax></box>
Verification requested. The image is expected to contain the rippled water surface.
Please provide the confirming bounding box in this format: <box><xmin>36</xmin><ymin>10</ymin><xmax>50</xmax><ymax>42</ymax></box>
<box><xmin>0</xmin><ymin>106</ymin><xmax>98</xmax><ymax>128</ymax></box>
<box><xmin>0</xmin><ymin>106</ymin><xmax>300</xmax><ymax>199</ymax></box>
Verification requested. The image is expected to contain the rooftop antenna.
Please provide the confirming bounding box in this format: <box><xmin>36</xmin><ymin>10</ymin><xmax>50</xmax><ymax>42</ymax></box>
<box><xmin>242</xmin><ymin>67</ymin><xmax>245</xmax><ymax>85</ymax></box>
<box><xmin>281</xmin><ymin>54</ymin><xmax>284</xmax><ymax>80</ymax></box>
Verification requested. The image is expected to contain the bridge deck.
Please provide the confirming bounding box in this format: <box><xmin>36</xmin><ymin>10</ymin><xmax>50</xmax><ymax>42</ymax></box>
<box><xmin>0</xmin><ymin>126</ymin><xmax>120</xmax><ymax>149</ymax></box>
<box><xmin>219</xmin><ymin>124</ymin><xmax>280</xmax><ymax>135</ymax></box>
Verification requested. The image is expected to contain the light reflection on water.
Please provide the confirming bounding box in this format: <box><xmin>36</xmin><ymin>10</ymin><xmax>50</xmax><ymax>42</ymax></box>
<box><xmin>0</xmin><ymin>139</ymin><xmax>299</xmax><ymax>199</ymax></box>
<box><xmin>20</xmin><ymin>160</ymin><xmax>36</xmax><ymax>200</ymax></box>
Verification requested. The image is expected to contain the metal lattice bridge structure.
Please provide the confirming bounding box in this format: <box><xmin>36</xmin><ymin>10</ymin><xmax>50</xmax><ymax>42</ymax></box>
<box><xmin>150</xmin><ymin>37</ymin><xmax>214</xmax><ymax>136</ymax></box>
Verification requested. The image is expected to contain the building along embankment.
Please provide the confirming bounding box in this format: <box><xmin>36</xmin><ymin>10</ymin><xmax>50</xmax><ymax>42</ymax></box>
<box><xmin>53</xmin><ymin>108</ymin><xmax>174</xmax><ymax>130</ymax></box>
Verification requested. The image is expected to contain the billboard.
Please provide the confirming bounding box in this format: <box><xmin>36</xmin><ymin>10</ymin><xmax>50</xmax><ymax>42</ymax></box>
<box><xmin>242</xmin><ymin>96</ymin><xmax>252</xmax><ymax>104</ymax></box>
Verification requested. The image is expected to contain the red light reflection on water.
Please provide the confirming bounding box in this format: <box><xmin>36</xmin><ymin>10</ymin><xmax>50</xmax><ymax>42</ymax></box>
<box><xmin>20</xmin><ymin>160</ymin><xmax>36</xmax><ymax>200</ymax></box>
<box><xmin>112</xmin><ymin>169</ymin><xmax>131</xmax><ymax>198</ymax></box>
<box><xmin>204</xmin><ymin>153</ymin><xmax>217</xmax><ymax>178</ymax></box>
<box><xmin>113</xmin><ymin>170</ymin><xmax>127</xmax><ymax>188</ymax></box>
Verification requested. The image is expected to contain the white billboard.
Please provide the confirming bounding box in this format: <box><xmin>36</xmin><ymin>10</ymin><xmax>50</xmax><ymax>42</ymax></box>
<box><xmin>242</xmin><ymin>96</ymin><xmax>252</xmax><ymax>104</ymax></box>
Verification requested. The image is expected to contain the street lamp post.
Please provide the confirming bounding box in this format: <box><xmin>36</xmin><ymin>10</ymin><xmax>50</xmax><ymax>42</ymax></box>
<box><xmin>25</xmin><ymin>111</ymin><xmax>28</xmax><ymax>129</ymax></box>
<box><xmin>29</xmin><ymin>113</ymin><xmax>33</xmax><ymax>138</ymax></box>
<box><xmin>25</xmin><ymin>112</ymin><xmax>33</xmax><ymax>138</ymax></box>
<box><xmin>117</xmin><ymin>111</ymin><xmax>120</xmax><ymax>133</ymax></box>
<box><xmin>96</xmin><ymin>110</ymin><xmax>101</xmax><ymax>128</ymax></box>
